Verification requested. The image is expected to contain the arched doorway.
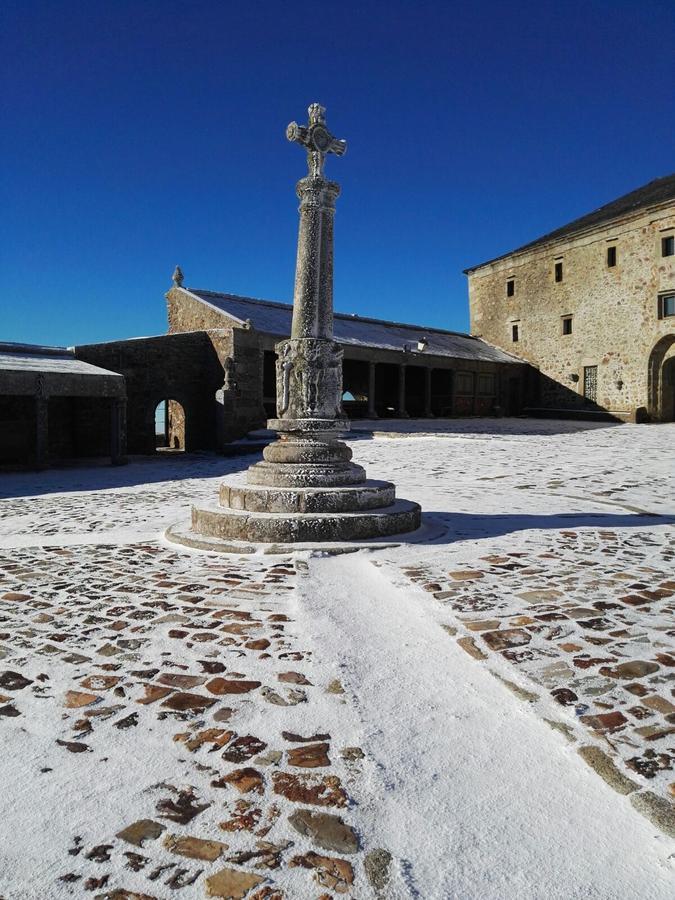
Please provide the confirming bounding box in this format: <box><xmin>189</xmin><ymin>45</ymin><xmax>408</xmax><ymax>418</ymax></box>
<box><xmin>155</xmin><ymin>399</ymin><xmax>186</xmax><ymax>451</ymax></box>
<box><xmin>647</xmin><ymin>336</ymin><xmax>675</xmax><ymax>422</ymax></box>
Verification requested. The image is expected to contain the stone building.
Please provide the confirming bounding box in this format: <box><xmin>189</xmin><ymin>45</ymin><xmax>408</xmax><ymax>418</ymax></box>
<box><xmin>466</xmin><ymin>174</ymin><xmax>675</xmax><ymax>421</ymax></box>
<box><xmin>73</xmin><ymin>330</ymin><xmax>251</xmax><ymax>455</ymax></box>
<box><xmin>165</xmin><ymin>283</ymin><xmax>529</xmax><ymax>419</ymax></box>
<box><xmin>69</xmin><ymin>280</ymin><xmax>530</xmax><ymax>462</ymax></box>
<box><xmin>0</xmin><ymin>343</ymin><xmax>126</xmax><ymax>468</ymax></box>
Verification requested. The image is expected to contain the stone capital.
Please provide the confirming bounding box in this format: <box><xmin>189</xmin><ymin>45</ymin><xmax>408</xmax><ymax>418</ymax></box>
<box><xmin>296</xmin><ymin>176</ymin><xmax>341</xmax><ymax>208</ymax></box>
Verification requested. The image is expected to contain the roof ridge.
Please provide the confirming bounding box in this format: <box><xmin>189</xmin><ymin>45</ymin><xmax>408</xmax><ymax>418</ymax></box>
<box><xmin>189</xmin><ymin>289</ymin><xmax>476</xmax><ymax>340</ymax></box>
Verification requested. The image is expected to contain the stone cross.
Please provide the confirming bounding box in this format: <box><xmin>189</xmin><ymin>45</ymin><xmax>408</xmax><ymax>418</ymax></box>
<box><xmin>286</xmin><ymin>103</ymin><xmax>347</xmax><ymax>178</ymax></box>
<box><xmin>246</xmin><ymin>102</ymin><xmax>356</xmax><ymax>486</ymax></box>
<box><xmin>171</xmin><ymin>101</ymin><xmax>422</xmax><ymax>546</ymax></box>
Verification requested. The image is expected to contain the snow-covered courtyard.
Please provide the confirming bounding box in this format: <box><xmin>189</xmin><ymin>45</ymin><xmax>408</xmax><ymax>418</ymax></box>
<box><xmin>0</xmin><ymin>418</ymin><xmax>673</xmax><ymax>899</ymax></box>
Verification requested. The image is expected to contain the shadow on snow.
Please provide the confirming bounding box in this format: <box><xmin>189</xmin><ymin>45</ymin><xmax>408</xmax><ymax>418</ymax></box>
<box><xmin>418</xmin><ymin>510</ymin><xmax>674</xmax><ymax>544</ymax></box>
<box><xmin>0</xmin><ymin>452</ymin><xmax>257</xmax><ymax>500</ymax></box>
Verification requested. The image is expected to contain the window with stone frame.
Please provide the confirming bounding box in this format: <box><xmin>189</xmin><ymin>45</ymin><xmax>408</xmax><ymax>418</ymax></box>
<box><xmin>562</xmin><ymin>315</ymin><xmax>573</xmax><ymax>335</ymax></box>
<box><xmin>506</xmin><ymin>278</ymin><xmax>515</xmax><ymax>297</ymax></box>
<box><xmin>511</xmin><ymin>322</ymin><xmax>520</xmax><ymax>342</ymax></box>
<box><xmin>662</xmin><ymin>235</ymin><xmax>674</xmax><ymax>257</ymax></box>
<box><xmin>554</xmin><ymin>261</ymin><xmax>563</xmax><ymax>282</ymax></box>
<box><xmin>658</xmin><ymin>293</ymin><xmax>675</xmax><ymax>318</ymax></box>
<box><xmin>607</xmin><ymin>246</ymin><xmax>617</xmax><ymax>267</ymax></box>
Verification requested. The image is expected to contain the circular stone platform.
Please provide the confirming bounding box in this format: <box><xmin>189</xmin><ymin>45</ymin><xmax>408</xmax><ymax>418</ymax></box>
<box><xmin>164</xmin><ymin>511</ymin><xmax>442</xmax><ymax>556</ymax></box>
<box><xmin>188</xmin><ymin>496</ymin><xmax>421</xmax><ymax>543</ymax></box>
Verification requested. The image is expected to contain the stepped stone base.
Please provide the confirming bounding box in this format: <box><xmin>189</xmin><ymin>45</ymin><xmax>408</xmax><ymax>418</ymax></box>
<box><xmin>165</xmin><ymin>511</ymin><xmax>442</xmax><ymax>556</ymax></box>
<box><xmin>220</xmin><ymin>480</ymin><xmax>395</xmax><ymax>513</ymax></box>
<box><xmin>190</xmin><ymin>497</ymin><xmax>421</xmax><ymax>544</ymax></box>
<box><xmin>247</xmin><ymin>460</ymin><xmax>367</xmax><ymax>487</ymax></box>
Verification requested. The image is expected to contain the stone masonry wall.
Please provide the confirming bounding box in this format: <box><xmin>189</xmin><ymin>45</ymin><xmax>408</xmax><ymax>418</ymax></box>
<box><xmin>75</xmin><ymin>332</ymin><xmax>223</xmax><ymax>453</ymax></box>
<box><xmin>166</xmin><ymin>286</ymin><xmax>266</xmax><ymax>441</ymax></box>
<box><xmin>468</xmin><ymin>204</ymin><xmax>675</xmax><ymax>420</ymax></box>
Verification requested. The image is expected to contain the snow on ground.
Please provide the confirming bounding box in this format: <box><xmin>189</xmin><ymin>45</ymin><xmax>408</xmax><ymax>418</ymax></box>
<box><xmin>0</xmin><ymin>418</ymin><xmax>673</xmax><ymax>899</ymax></box>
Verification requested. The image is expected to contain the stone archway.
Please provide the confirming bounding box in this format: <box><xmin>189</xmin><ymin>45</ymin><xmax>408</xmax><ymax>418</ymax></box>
<box><xmin>647</xmin><ymin>336</ymin><xmax>675</xmax><ymax>422</ymax></box>
<box><xmin>155</xmin><ymin>399</ymin><xmax>186</xmax><ymax>450</ymax></box>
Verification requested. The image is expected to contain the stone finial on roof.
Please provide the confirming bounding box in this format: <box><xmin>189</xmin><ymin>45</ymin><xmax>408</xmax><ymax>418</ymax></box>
<box><xmin>172</xmin><ymin>265</ymin><xmax>184</xmax><ymax>287</ymax></box>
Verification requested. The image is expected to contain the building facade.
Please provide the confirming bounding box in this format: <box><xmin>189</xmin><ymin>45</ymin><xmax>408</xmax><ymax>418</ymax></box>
<box><xmin>166</xmin><ymin>284</ymin><xmax>531</xmax><ymax>430</ymax></box>
<box><xmin>69</xmin><ymin>282</ymin><xmax>531</xmax><ymax>463</ymax></box>
<box><xmin>466</xmin><ymin>175</ymin><xmax>675</xmax><ymax>422</ymax></box>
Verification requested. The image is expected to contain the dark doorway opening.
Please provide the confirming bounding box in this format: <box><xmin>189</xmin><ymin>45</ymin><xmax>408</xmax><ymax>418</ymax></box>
<box><xmin>374</xmin><ymin>363</ymin><xmax>399</xmax><ymax>416</ymax></box>
<box><xmin>661</xmin><ymin>357</ymin><xmax>675</xmax><ymax>422</ymax></box>
<box><xmin>648</xmin><ymin>336</ymin><xmax>675</xmax><ymax>421</ymax></box>
<box><xmin>263</xmin><ymin>351</ymin><xmax>277</xmax><ymax>418</ymax></box>
<box><xmin>431</xmin><ymin>369</ymin><xmax>453</xmax><ymax>416</ymax></box>
<box><xmin>342</xmin><ymin>359</ymin><xmax>369</xmax><ymax>417</ymax></box>
<box><xmin>508</xmin><ymin>378</ymin><xmax>522</xmax><ymax>416</ymax></box>
<box><xmin>0</xmin><ymin>396</ymin><xmax>36</xmax><ymax>465</ymax></box>
<box><xmin>405</xmin><ymin>366</ymin><xmax>425</xmax><ymax>417</ymax></box>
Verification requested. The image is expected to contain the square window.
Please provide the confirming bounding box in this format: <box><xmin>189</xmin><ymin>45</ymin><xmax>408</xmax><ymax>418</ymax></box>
<box><xmin>661</xmin><ymin>294</ymin><xmax>675</xmax><ymax>318</ymax></box>
<box><xmin>506</xmin><ymin>279</ymin><xmax>515</xmax><ymax>297</ymax></box>
<box><xmin>607</xmin><ymin>246</ymin><xmax>616</xmax><ymax>267</ymax></box>
<box><xmin>662</xmin><ymin>236</ymin><xmax>674</xmax><ymax>257</ymax></box>
<box><xmin>554</xmin><ymin>261</ymin><xmax>563</xmax><ymax>282</ymax></box>
<box><xmin>562</xmin><ymin>316</ymin><xmax>573</xmax><ymax>335</ymax></box>
<box><xmin>511</xmin><ymin>323</ymin><xmax>519</xmax><ymax>342</ymax></box>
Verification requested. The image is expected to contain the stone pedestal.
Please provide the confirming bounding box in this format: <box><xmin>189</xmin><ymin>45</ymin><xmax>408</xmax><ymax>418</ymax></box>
<box><xmin>175</xmin><ymin>103</ymin><xmax>421</xmax><ymax>548</ymax></box>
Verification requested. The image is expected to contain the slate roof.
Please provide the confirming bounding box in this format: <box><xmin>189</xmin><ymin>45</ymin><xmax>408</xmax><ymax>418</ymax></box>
<box><xmin>0</xmin><ymin>343</ymin><xmax>124</xmax><ymax>378</ymax></box>
<box><xmin>465</xmin><ymin>173</ymin><xmax>675</xmax><ymax>273</ymax></box>
<box><xmin>186</xmin><ymin>289</ymin><xmax>522</xmax><ymax>364</ymax></box>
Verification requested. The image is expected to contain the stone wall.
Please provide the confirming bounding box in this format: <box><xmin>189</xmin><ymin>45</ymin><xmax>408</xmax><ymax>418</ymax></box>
<box><xmin>75</xmin><ymin>332</ymin><xmax>224</xmax><ymax>453</ymax></box>
<box><xmin>166</xmin><ymin>286</ymin><xmax>266</xmax><ymax>441</ymax></box>
<box><xmin>468</xmin><ymin>204</ymin><xmax>675</xmax><ymax>420</ymax></box>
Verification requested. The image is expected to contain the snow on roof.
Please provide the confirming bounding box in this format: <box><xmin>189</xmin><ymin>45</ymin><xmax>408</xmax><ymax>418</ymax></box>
<box><xmin>0</xmin><ymin>342</ymin><xmax>123</xmax><ymax>378</ymax></box>
<box><xmin>186</xmin><ymin>290</ymin><xmax>522</xmax><ymax>364</ymax></box>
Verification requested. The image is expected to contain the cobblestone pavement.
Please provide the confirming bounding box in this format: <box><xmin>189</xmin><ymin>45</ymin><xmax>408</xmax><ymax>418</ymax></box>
<box><xmin>0</xmin><ymin>420</ymin><xmax>673</xmax><ymax>898</ymax></box>
<box><xmin>393</xmin><ymin>527</ymin><xmax>675</xmax><ymax>802</ymax></box>
<box><xmin>0</xmin><ymin>542</ymin><xmax>379</xmax><ymax>898</ymax></box>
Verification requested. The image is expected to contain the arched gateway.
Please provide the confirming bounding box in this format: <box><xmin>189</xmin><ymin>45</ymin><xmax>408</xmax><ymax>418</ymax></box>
<box><xmin>648</xmin><ymin>336</ymin><xmax>675</xmax><ymax>422</ymax></box>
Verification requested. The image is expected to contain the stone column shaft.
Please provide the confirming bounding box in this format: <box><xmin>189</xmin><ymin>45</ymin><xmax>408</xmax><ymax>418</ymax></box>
<box><xmin>398</xmin><ymin>365</ymin><xmax>409</xmax><ymax>418</ymax></box>
<box><xmin>110</xmin><ymin>397</ymin><xmax>127</xmax><ymax>465</ymax></box>
<box><xmin>35</xmin><ymin>397</ymin><xmax>48</xmax><ymax>469</ymax></box>
<box><xmin>291</xmin><ymin>178</ymin><xmax>339</xmax><ymax>341</ymax></box>
<box><xmin>367</xmin><ymin>362</ymin><xmax>378</xmax><ymax>418</ymax></box>
<box><xmin>424</xmin><ymin>368</ymin><xmax>434</xmax><ymax>417</ymax></box>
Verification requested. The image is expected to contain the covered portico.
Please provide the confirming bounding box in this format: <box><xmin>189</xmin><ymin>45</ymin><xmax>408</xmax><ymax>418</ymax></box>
<box><xmin>195</xmin><ymin>291</ymin><xmax>530</xmax><ymax>421</ymax></box>
<box><xmin>0</xmin><ymin>343</ymin><xmax>127</xmax><ymax>469</ymax></box>
<box><xmin>340</xmin><ymin>348</ymin><xmax>517</xmax><ymax>419</ymax></box>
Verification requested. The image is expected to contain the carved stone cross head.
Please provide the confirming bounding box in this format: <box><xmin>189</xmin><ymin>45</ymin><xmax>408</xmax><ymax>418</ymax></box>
<box><xmin>286</xmin><ymin>103</ymin><xmax>347</xmax><ymax>178</ymax></box>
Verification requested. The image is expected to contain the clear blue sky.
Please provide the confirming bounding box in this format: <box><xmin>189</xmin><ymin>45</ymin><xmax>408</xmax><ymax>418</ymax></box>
<box><xmin>2</xmin><ymin>0</ymin><xmax>673</xmax><ymax>346</ymax></box>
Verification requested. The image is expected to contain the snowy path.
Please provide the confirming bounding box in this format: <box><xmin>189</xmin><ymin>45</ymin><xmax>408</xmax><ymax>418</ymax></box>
<box><xmin>300</xmin><ymin>552</ymin><xmax>674</xmax><ymax>899</ymax></box>
<box><xmin>0</xmin><ymin>419</ymin><xmax>673</xmax><ymax>898</ymax></box>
